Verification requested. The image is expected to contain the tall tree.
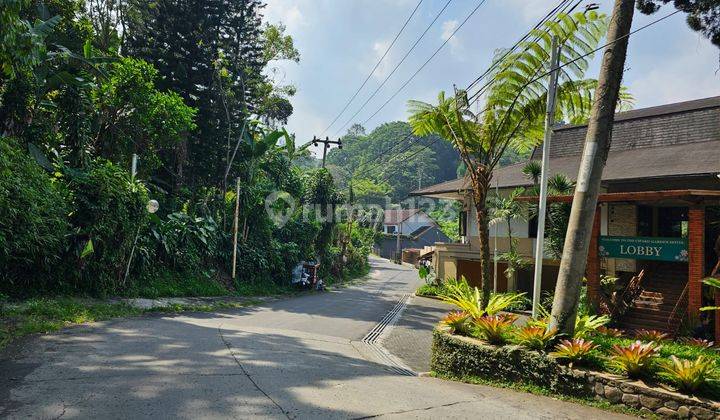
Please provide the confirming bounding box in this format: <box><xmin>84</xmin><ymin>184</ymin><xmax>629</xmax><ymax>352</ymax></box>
<box><xmin>549</xmin><ymin>0</ymin><xmax>636</xmax><ymax>335</ymax></box>
<box><xmin>124</xmin><ymin>0</ymin><xmax>268</xmax><ymax>189</ymax></box>
<box><xmin>408</xmin><ymin>12</ymin><xmax>610</xmax><ymax>306</ymax></box>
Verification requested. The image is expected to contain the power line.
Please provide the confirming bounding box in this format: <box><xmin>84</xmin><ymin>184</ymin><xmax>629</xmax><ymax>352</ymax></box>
<box><xmin>333</xmin><ymin>0</ymin><xmax>454</xmax><ymax>137</ymax></box>
<box><xmin>355</xmin><ymin>7</ymin><xmax>681</xmax><ymax>196</ymax></box>
<box><xmin>464</xmin><ymin>0</ymin><xmax>575</xmax><ymax>93</ymax></box>
<box><xmin>320</xmin><ymin>0</ymin><xmax>424</xmax><ymax>136</ymax></box>
<box><xmin>360</xmin><ymin>0</ymin><xmax>490</xmax><ymax>128</ymax></box>
<box><xmin>465</xmin><ymin>0</ymin><xmax>580</xmax><ymax>105</ymax></box>
<box><xmin>347</xmin><ymin>0</ymin><xmax>574</xmax><ymax>181</ymax></box>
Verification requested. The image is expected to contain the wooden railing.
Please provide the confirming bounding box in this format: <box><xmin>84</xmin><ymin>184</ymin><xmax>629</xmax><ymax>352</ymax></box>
<box><xmin>611</xmin><ymin>270</ymin><xmax>645</xmax><ymax>318</ymax></box>
<box><xmin>667</xmin><ymin>282</ymin><xmax>689</xmax><ymax>336</ymax></box>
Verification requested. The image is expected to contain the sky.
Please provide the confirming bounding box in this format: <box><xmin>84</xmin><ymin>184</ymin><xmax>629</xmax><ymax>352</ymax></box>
<box><xmin>263</xmin><ymin>0</ymin><xmax>720</xmax><ymax>156</ymax></box>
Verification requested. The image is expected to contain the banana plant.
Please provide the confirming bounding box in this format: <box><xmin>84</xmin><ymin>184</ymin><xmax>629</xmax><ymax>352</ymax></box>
<box><xmin>236</xmin><ymin>123</ymin><xmax>287</xmax><ymax>241</ymax></box>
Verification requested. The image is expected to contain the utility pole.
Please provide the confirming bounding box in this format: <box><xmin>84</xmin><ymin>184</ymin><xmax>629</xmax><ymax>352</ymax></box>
<box><xmin>232</xmin><ymin>177</ymin><xmax>241</xmax><ymax>280</ymax></box>
<box><xmin>531</xmin><ymin>36</ymin><xmax>561</xmax><ymax>319</ymax></box>
<box><xmin>312</xmin><ymin>136</ymin><xmax>342</xmax><ymax>168</ymax></box>
<box><xmin>549</xmin><ymin>0</ymin><xmax>636</xmax><ymax>335</ymax></box>
<box><xmin>395</xmin><ymin>223</ymin><xmax>402</xmax><ymax>264</ymax></box>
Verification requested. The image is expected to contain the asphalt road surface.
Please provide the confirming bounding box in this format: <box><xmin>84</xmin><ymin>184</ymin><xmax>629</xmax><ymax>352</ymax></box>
<box><xmin>0</xmin><ymin>257</ymin><xmax>630</xmax><ymax>419</ymax></box>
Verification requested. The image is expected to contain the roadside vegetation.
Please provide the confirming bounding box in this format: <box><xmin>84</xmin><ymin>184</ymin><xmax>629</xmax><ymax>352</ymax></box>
<box><xmin>432</xmin><ymin>277</ymin><xmax>720</xmax><ymax>402</ymax></box>
<box><xmin>0</xmin><ymin>1</ymin><xmax>375</xmax><ymax>349</ymax></box>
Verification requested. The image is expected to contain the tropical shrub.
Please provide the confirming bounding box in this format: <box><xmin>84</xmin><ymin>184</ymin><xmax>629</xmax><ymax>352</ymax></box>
<box><xmin>485</xmin><ymin>292</ymin><xmax>527</xmax><ymax>316</ymax></box>
<box><xmin>438</xmin><ymin>277</ymin><xmax>525</xmax><ymax>318</ymax></box>
<box><xmin>609</xmin><ymin>340</ymin><xmax>661</xmax><ymax>378</ymax></box>
<box><xmin>513</xmin><ymin>326</ymin><xmax>557</xmax><ymax>351</ymax></box>
<box><xmin>0</xmin><ymin>138</ymin><xmax>70</xmax><ymax>295</ymax></box>
<box><xmin>596</xmin><ymin>326</ymin><xmax>624</xmax><ymax>337</ymax></box>
<box><xmin>681</xmin><ymin>338</ymin><xmax>715</xmax><ymax>349</ymax></box>
<box><xmin>65</xmin><ymin>160</ymin><xmax>149</xmax><ymax>294</ymax></box>
<box><xmin>471</xmin><ymin>315</ymin><xmax>516</xmax><ymax>345</ymax></box>
<box><xmin>634</xmin><ymin>329</ymin><xmax>669</xmax><ymax>342</ymax></box>
<box><xmin>441</xmin><ymin>311</ymin><xmax>470</xmax><ymax>335</ymax></box>
<box><xmin>660</xmin><ymin>355</ymin><xmax>717</xmax><ymax>394</ymax></box>
<box><xmin>551</xmin><ymin>338</ymin><xmax>598</xmax><ymax>364</ymax></box>
<box><xmin>573</xmin><ymin>314</ymin><xmax>610</xmax><ymax>338</ymax></box>
<box><xmin>150</xmin><ymin>212</ymin><xmax>223</xmax><ymax>272</ymax></box>
<box><xmin>438</xmin><ymin>277</ymin><xmax>483</xmax><ymax>319</ymax></box>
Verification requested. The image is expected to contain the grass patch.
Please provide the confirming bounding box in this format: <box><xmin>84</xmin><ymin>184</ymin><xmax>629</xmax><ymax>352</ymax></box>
<box><xmin>127</xmin><ymin>270</ymin><xmax>231</xmax><ymax>298</ymax></box>
<box><xmin>0</xmin><ymin>297</ymin><xmax>264</xmax><ymax>349</ymax></box>
<box><xmin>431</xmin><ymin>371</ymin><xmax>654</xmax><ymax>418</ymax></box>
<box><xmin>416</xmin><ymin>283</ymin><xmax>446</xmax><ymax>297</ymax></box>
<box><xmin>0</xmin><ymin>298</ymin><xmax>142</xmax><ymax>348</ymax></box>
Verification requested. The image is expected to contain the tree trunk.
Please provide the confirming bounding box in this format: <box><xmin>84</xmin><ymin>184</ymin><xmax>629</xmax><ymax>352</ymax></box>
<box><xmin>472</xmin><ymin>165</ymin><xmax>492</xmax><ymax>307</ymax></box>
<box><xmin>549</xmin><ymin>0</ymin><xmax>635</xmax><ymax>334</ymax></box>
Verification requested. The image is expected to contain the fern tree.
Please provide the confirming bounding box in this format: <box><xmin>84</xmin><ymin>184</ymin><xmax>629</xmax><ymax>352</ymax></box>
<box><xmin>408</xmin><ymin>11</ymin><xmax>619</xmax><ymax>305</ymax></box>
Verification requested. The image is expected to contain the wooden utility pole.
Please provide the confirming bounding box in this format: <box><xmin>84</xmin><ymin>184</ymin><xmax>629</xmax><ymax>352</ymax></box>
<box><xmin>531</xmin><ymin>36</ymin><xmax>561</xmax><ymax>319</ymax></box>
<box><xmin>395</xmin><ymin>223</ymin><xmax>402</xmax><ymax>264</ymax></box>
<box><xmin>231</xmin><ymin>177</ymin><xmax>241</xmax><ymax>279</ymax></box>
<box><xmin>312</xmin><ymin>136</ymin><xmax>342</xmax><ymax>168</ymax></box>
<box><xmin>549</xmin><ymin>0</ymin><xmax>636</xmax><ymax>335</ymax></box>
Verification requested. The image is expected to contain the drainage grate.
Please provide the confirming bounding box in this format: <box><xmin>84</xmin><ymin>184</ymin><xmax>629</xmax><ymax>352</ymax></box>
<box><xmin>362</xmin><ymin>294</ymin><xmax>415</xmax><ymax>376</ymax></box>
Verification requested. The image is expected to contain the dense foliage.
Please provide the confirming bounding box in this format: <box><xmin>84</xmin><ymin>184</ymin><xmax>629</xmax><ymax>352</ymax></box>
<box><xmin>326</xmin><ymin>121</ymin><xmax>460</xmax><ymax>202</ymax></box>
<box><xmin>0</xmin><ymin>1</ymin><xmax>370</xmax><ymax>298</ymax></box>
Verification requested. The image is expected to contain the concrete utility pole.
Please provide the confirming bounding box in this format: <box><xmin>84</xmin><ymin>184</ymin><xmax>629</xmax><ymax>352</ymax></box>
<box><xmin>312</xmin><ymin>136</ymin><xmax>342</xmax><ymax>168</ymax></box>
<box><xmin>531</xmin><ymin>37</ymin><xmax>561</xmax><ymax>319</ymax></box>
<box><xmin>549</xmin><ymin>0</ymin><xmax>636</xmax><ymax>334</ymax></box>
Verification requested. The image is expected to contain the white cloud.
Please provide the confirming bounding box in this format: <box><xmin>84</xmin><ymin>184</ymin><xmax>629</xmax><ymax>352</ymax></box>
<box><xmin>441</xmin><ymin>19</ymin><xmax>463</xmax><ymax>58</ymax></box>
<box><xmin>371</xmin><ymin>39</ymin><xmax>394</xmax><ymax>79</ymax></box>
<box><xmin>263</xmin><ymin>1</ymin><xmax>305</xmax><ymax>32</ymax></box>
<box><xmin>626</xmin><ymin>35</ymin><xmax>720</xmax><ymax>109</ymax></box>
<box><xmin>503</xmin><ymin>0</ymin><xmax>552</xmax><ymax>23</ymax></box>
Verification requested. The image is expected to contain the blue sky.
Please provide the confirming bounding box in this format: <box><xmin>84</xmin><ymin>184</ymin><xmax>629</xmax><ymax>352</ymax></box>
<box><xmin>264</xmin><ymin>0</ymin><xmax>719</xmax><ymax>156</ymax></box>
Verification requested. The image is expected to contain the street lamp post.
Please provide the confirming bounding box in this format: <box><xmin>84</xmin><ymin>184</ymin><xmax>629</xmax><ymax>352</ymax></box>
<box><xmin>123</xmin><ymin>199</ymin><xmax>160</xmax><ymax>286</ymax></box>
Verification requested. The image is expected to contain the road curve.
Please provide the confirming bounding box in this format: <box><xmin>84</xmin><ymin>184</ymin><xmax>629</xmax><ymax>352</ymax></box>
<box><xmin>0</xmin><ymin>257</ymin><xmax>630</xmax><ymax>419</ymax></box>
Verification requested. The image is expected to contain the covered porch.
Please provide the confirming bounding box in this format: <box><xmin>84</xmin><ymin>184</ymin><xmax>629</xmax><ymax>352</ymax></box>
<box><xmin>527</xmin><ymin>190</ymin><xmax>720</xmax><ymax>342</ymax></box>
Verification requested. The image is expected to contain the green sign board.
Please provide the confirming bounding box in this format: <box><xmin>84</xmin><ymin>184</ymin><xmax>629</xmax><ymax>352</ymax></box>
<box><xmin>599</xmin><ymin>236</ymin><xmax>688</xmax><ymax>262</ymax></box>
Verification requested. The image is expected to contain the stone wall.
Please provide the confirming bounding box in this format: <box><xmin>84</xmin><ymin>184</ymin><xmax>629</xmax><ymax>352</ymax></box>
<box><xmin>432</xmin><ymin>330</ymin><xmax>720</xmax><ymax>418</ymax></box>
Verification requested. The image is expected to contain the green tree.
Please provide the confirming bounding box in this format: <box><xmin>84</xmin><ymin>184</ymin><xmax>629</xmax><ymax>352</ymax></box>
<box><xmin>326</xmin><ymin>121</ymin><xmax>459</xmax><ymax>201</ymax></box>
<box><xmin>408</xmin><ymin>12</ymin><xmax>610</xmax><ymax>305</ymax></box>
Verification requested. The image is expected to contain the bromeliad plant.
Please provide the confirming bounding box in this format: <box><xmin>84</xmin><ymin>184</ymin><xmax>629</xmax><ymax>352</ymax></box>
<box><xmin>634</xmin><ymin>329</ymin><xmax>669</xmax><ymax>342</ymax></box>
<box><xmin>441</xmin><ymin>311</ymin><xmax>470</xmax><ymax>335</ymax></box>
<box><xmin>438</xmin><ymin>277</ymin><xmax>526</xmax><ymax>319</ymax></box>
<box><xmin>660</xmin><ymin>355</ymin><xmax>717</xmax><ymax>394</ymax></box>
<box><xmin>573</xmin><ymin>314</ymin><xmax>610</xmax><ymax>339</ymax></box>
<box><xmin>680</xmin><ymin>338</ymin><xmax>715</xmax><ymax>349</ymax></box>
<box><xmin>609</xmin><ymin>340</ymin><xmax>661</xmax><ymax>378</ymax></box>
<box><xmin>438</xmin><ymin>277</ymin><xmax>484</xmax><ymax>319</ymax></box>
<box><xmin>471</xmin><ymin>315</ymin><xmax>516</xmax><ymax>345</ymax></box>
<box><xmin>551</xmin><ymin>338</ymin><xmax>598</xmax><ymax>364</ymax></box>
<box><xmin>596</xmin><ymin>326</ymin><xmax>625</xmax><ymax>338</ymax></box>
<box><xmin>513</xmin><ymin>326</ymin><xmax>557</xmax><ymax>351</ymax></box>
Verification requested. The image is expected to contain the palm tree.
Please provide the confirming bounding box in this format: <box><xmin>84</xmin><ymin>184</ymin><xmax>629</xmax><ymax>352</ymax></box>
<box><xmin>408</xmin><ymin>11</ymin><xmax>619</xmax><ymax>305</ymax></box>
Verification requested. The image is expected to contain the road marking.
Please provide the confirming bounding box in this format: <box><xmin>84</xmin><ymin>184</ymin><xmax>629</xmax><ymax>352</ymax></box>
<box><xmin>361</xmin><ymin>294</ymin><xmax>416</xmax><ymax>376</ymax></box>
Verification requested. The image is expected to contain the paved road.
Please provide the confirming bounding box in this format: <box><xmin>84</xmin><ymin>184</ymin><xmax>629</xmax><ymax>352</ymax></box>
<box><xmin>0</xmin><ymin>257</ymin><xmax>630</xmax><ymax>419</ymax></box>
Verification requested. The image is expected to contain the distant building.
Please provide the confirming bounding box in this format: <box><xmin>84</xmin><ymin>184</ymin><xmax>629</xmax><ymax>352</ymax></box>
<box><xmin>377</xmin><ymin>209</ymin><xmax>452</xmax><ymax>260</ymax></box>
<box><xmin>412</xmin><ymin>96</ymin><xmax>720</xmax><ymax>339</ymax></box>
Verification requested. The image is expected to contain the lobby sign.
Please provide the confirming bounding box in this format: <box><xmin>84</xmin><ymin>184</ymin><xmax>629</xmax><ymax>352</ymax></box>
<box><xmin>599</xmin><ymin>236</ymin><xmax>688</xmax><ymax>262</ymax></box>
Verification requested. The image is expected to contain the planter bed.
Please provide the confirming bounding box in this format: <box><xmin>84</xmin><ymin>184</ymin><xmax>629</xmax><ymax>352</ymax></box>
<box><xmin>432</xmin><ymin>329</ymin><xmax>720</xmax><ymax>419</ymax></box>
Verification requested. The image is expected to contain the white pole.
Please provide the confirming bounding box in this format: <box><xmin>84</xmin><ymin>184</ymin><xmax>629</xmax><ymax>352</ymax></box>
<box><xmin>131</xmin><ymin>153</ymin><xmax>138</xmax><ymax>180</ymax></box>
<box><xmin>532</xmin><ymin>37</ymin><xmax>561</xmax><ymax>319</ymax></box>
<box><xmin>493</xmin><ymin>177</ymin><xmax>498</xmax><ymax>293</ymax></box>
